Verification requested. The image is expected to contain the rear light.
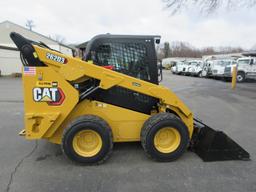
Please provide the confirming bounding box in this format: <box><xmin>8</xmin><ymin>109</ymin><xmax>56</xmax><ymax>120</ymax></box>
<box><xmin>102</xmin><ymin>65</ymin><xmax>114</xmax><ymax>70</ymax></box>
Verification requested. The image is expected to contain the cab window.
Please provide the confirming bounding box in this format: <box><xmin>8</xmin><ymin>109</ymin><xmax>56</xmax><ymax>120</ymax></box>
<box><xmin>94</xmin><ymin>42</ymin><xmax>150</xmax><ymax>81</ymax></box>
<box><xmin>238</xmin><ymin>59</ymin><xmax>250</xmax><ymax>65</ymax></box>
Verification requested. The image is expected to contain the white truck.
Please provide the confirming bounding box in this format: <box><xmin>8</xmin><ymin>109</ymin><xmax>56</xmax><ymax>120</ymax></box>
<box><xmin>187</xmin><ymin>60</ymin><xmax>203</xmax><ymax>77</ymax></box>
<box><xmin>224</xmin><ymin>57</ymin><xmax>256</xmax><ymax>82</ymax></box>
<box><xmin>211</xmin><ymin>59</ymin><xmax>237</xmax><ymax>79</ymax></box>
<box><xmin>201</xmin><ymin>61</ymin><xmax>212</xmax><ymax>78</ymax></box>
<box><xmin>173</xmin><ymin>61</ymin><xmax>185</xmax><ymax>75</ymax></box>
<box><xmin>171</xmin><ymin>63</ymin><xmax>177</xmax><ymax>74</ymax></box>
<box><xmin>179</xmin><ymin>62</ymin><xmax>190</xmax><ymax>75</ymax></box>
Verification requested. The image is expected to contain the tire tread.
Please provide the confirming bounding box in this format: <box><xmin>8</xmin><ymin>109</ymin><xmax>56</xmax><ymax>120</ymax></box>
<box><xmin>141</xmin><ymin>112</ymin><xmax>189</xmax><ymax>162</ymax></box>
<box><xmin>61</xmin><ymin>115</ymin><xmax>113</xmax><ymax>165</ymax></box>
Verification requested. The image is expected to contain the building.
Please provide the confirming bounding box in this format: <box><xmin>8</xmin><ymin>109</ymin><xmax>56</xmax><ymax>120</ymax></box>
<box><xmin>0</xmin><ymin>20</ymin><xmax>74</xmax><ymax>75</ymax></box>
<box><xmin>162</xmin><ymin>57</ymin><xmax>201</xmax><ymax>68</ymax></box>
<box><xmin>202</xmin><ymin>53</ymin><xmax>242</xmax><ymax>61</ymax></box>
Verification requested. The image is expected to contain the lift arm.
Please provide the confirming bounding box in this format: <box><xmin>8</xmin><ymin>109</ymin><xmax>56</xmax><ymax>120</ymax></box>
<box><xmin>33</xmin><ymin>45</ymin><xmax>194</xmax><ymax>133</ymax></box>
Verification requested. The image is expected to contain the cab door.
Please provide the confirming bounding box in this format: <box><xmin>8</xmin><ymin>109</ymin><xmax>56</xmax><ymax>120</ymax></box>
<box><xmin>251</xmin><ymin>58</ymin><xmax>256</xmax><ymax>78</ymax></box>
<box><xmin>85</xmin><ymin>36</ymin><xmax>158</xmax><ymax>84</ymax></box>
<box><xmin>83</xmin><ymin>36</ymin><xmax>159</xmax><ymax>114</ymax></box>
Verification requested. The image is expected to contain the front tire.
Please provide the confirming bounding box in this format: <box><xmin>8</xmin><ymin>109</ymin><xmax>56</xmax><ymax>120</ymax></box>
<box><xmin>141</xmin><ymin>113</ymin><xmax>189</xmax><ymax>162</ymax></box>
<box><xmin>62</xmin><ymin>115</ymin><xmax>113</xmax><ymax>165</ymax></box>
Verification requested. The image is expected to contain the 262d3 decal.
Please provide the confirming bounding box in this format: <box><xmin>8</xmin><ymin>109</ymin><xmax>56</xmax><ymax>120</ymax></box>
<box><xmin>46</xmin><ymin>53</ymin><xmax>67</xmax><ymax>64</ymax></box>
<box><xmin>33</xmin><ymin>82</ymin><xmax>65</xmax><ymax>105</ymax></box>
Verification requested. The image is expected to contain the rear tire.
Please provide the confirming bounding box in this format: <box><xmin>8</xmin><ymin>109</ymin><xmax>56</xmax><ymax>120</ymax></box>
<box><xmin>202</xmin><ymin>70</ymin><xmax>207</xmax><ymax>77</ymax></box>
<box><xmin>141</xmin><ymin>113</ymin><xmax>189</xmax><ymax>162</ymax></box>
<box><xmin>62</xmin><ymin>115</ymin><xmax>113</xmax><ymax>165</ymax></box>
<box><xmin>237</xmin><ymin>72</ymin><xmax>245</xmax><ymax>82</ymax></box>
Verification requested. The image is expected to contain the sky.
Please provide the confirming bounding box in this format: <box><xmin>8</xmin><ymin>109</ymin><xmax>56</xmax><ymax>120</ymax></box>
<box><xmin>1</xmin><ymin>0</ymin><xmax>256</xmax><ymax>49</ymax></box>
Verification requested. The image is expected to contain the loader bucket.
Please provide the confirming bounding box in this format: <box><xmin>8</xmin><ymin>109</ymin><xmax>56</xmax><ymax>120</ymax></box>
<box><xmin>190</xmin><ymin>119</ymin><xmax>250</xmax><ymax>162</ymax></box>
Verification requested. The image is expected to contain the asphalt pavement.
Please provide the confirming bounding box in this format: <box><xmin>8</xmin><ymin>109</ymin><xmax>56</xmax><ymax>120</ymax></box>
<box><xmin>0</xmin><ymin>72</ymin><xmax>256</xmax><ymax>192</ymax></box>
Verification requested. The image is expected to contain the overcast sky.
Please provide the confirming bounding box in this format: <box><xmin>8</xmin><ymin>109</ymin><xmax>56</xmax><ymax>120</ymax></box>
<box><xmin>1</xmin><ymin>0</ymin><xmax>256</xmax><ymax>49</ymax></box>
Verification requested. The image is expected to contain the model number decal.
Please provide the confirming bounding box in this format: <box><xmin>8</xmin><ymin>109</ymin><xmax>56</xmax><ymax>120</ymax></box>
<box><xmin>46</xmin><ymin>53</ymin><xmax>66</xmax><ymax>64</ymax></box>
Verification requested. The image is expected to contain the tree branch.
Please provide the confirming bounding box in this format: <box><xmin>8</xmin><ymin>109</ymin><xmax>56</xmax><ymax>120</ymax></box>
<box><xmin>163</xmin><ymin>0</ymin><xmax>256</xmax><ymax>14</ymax></box>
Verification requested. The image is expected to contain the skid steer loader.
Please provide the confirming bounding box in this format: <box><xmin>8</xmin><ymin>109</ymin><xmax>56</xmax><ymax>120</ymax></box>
<box><xmin>10</xmin><ymin>32</ymin><xmax>250</xmax><ymax>164</ymax></box>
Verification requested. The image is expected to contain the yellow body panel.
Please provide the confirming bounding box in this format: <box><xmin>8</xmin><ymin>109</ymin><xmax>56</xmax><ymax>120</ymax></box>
<box><xmin>21</xmin><ymin>45</ymin><xmax>194</xmax><ymax>144</ymax></box>
<box><xmin>49</xmin><ymin>100</ymin><xmax>149</xmax><ymax>144</ymax></box>
<box><xmin>22</xmin><ymin>67</ymin><xmax>79</xmax><ymax>139</ymax></box>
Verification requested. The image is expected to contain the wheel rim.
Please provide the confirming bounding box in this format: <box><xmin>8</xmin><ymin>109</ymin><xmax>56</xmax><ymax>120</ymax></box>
<box><xmin>154</xmin><ymin>127</ymin><xmax>181</xmax><ymax>153</ymax></box>
<box><xmin>237</xmin><ymin>75</ymin><xmax>243</xmax><ymax>82</ymax></box>
<box><xmin>72</xmin><ymin>130</ymin><xmax>102</xmax><ymax>157</ymax></box>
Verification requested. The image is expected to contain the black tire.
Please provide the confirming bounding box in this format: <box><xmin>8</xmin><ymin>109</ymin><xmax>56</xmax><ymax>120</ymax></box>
<box><xmin>198</xmin><ymin>71</ymin><xmax>202</xmax><ymax>77</ymax></box>
<box><xmin>237</xmin><ymin>72</ymin><xmax>245</xmax><ymax>83</ymax></box>
<box><xmin>61</xmin><ymin>115</ymin><xmax>113</xmax><ymax>165</ymax></box>
<box><xmin>141</xmin><ymin>113</ymin><xmax>189</xmax><ymax>162</ymax></box>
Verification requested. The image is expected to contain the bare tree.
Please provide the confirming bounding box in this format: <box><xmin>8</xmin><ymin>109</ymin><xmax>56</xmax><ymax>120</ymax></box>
<box><xmin>25</xmin><ymin>20</ymin><xmax>35</xmax><ymax>31</ymax></box>
<box><xmin>157</xmin><ymin>41</ymin><xmax>243</xmax><ymax>58</ymax></box>
<box><xmin>163</xmin><ymin>0</ymin><xmax>256</xmax><ymax>15</ymax></box>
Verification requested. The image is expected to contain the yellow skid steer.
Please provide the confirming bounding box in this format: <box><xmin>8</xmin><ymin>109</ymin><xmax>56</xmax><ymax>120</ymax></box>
<box><xmin>10</xmin><ymin>32</ymin><xmax>249</xmax><ymax>164</ymax></box>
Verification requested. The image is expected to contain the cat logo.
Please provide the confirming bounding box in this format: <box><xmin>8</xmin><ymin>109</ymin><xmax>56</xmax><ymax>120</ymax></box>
<box><xmin>33</xmin><ymin>82</ymin><xmax>65</xmax><ymax>105</ymax></box>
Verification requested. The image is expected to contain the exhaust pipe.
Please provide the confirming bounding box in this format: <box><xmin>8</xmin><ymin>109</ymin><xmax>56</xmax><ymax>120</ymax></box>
<box><xmin>190</xmin><ymin>118</ymin><xmax>250</xmax><ymax>162</ymax></box>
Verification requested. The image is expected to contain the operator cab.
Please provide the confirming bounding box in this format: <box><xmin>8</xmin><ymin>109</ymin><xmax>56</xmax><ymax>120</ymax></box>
<box><xmin>80</xmin><ymin>34</ymin><xmax>161</xmax><ymax>115</ymax></box>
<box><xmin>83</xmin><ymin>34</ymin><xmax>161</xmax><ymax>85</ymax></box>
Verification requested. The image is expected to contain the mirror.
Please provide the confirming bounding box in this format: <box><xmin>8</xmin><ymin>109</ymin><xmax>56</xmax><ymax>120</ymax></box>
<box><xmin>155</xmin><ymin>39</ymin><xmax>160</xmax><ymax>44</ymax></box>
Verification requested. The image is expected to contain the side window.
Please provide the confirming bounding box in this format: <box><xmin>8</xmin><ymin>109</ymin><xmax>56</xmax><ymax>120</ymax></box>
<box><xmin>95</xmin><ymin>42</ymin><xmax>150</xmax><ymax>81</ymax></box>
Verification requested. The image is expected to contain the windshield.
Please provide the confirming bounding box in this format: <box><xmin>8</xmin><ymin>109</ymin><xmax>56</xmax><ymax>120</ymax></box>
<box><xmin>223</xmin><ymin>61</ymin><xmax>232</xmax><ymax>66</ymax></box>
<box><xmin>177</xmin><ymin>62</ymin><xmax>184</xmax><ymax>66</ymax></box>
<box><xmin>183</xmin><ymin>62</ymin><xmax>190</xmax><ymax>66</ymax></box>
<box><xmin>238</xmin><ymin>59</ymin><xmax>250</xmax><ymax>65</ymax></box>
<box><xmin>190</xmin><ymin>62</ymin><xmax>198</xmax><ymax>66</ymax></box>
<box><xmin>214</xmin><ymin>60</ymin><xmax>231</xmax><ymax>67</ymax></box>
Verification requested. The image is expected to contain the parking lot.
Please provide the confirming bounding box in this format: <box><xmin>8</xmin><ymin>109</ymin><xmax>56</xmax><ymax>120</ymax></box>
<box><xmin>0</xmin><ymin>71</ymin><xmax>256</xmax><ymax>192</ymax></box>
